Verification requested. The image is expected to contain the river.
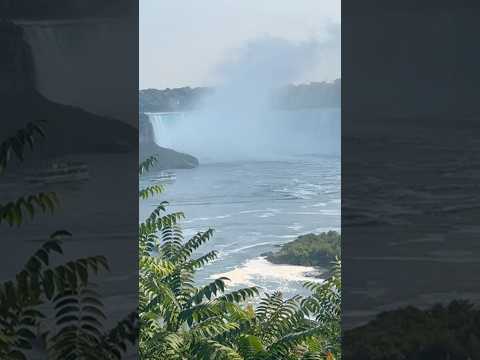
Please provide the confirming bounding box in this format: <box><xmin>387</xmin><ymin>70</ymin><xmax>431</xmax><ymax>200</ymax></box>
<box><xmin>140</xmin><ymin>109</ymin><xmax>340</xmax><ymax>297</ymax></box>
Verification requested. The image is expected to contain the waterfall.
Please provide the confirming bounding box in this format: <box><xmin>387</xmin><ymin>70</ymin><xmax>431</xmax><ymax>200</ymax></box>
<box><xmin>146</xmin><ymin>112</ymin><xmax>180</xmax><ymax>149</ymax></box>
<box><xmin>146</xmin><ymin>109</ymin><xmax>339</xmax><ymax>162</ymax></box>
<box><xmin>16</xmin><ymin>18</ymin><xmax>137</xmax><ymax>126</ymax></box>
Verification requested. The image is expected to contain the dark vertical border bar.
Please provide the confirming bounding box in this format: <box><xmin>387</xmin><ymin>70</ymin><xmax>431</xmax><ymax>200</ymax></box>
<box><xmin>1</xmin><ymin>1</ymin><xmax>138</xmax><ymax>358</ymax></box>
<box><xmin>343</xmin><ymin>1</ymin><xmax>480</xmax><ymax>358</ymax></box>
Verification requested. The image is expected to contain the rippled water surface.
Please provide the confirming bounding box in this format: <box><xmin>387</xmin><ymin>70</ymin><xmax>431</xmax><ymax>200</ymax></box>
<box><xmin>140</xmin><ymin>155</ymin><xmax>340</xmax><ymax>297</ymax></box>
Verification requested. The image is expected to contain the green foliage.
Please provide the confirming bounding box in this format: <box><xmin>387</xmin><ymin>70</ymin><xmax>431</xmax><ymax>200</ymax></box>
<box><xmin>139</xmin><ymin>157</ymin><xmax>259</xmax><ymax>359</ymax></box>
<box><xmin>302</xmin><ymin>260</ymin><xmax>341</xmax><ymax>357</ymax></box>
<box><xmin>139</xmin><ymin>155</ymin><xmax>160</xmax><ymax>175</ymax></box>
<box><xmin>139</xmin><ymin>184</ymin><xmax>165</xmax><ymax>200</ymax></box>
<box><xmin>0</xmin><ymin>121</ymin><xmax>61</xmax><ymax>227</ymax></box>
<box><xmin>138</xmin><ymin>155</ymin><xmax>341</xmax><ymax>360</ymax></box>
<box><xmin>0</xmin><ymin>123</ymin><xmax>137</xmax><ymax>359</ymax></box>
<box><xmin>0</xmin><ymin>121</ymin><xmax>45</xmax><ymax>174</ymax></box>
<box><xmin>47</xmin><ymin>286</ymin><xmax>137</xmax><ymax>360</ymax></box>
<box><xmin>0</xmin><ymin>192</ymin><xmax>59</xmax><ymax>226</ymax></box>
<box><xmin>224</xmin><ymin>260</ymin><xmax>341</xmax><ymax>360</ymax></box>
<box><xmin>263</xmin><ymin>231</ymin><xmax>340</xmax><ymax>267</ymax></box>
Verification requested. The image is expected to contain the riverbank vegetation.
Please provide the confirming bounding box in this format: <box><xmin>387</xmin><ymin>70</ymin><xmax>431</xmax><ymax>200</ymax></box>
<box><xmin>139</xmin><ymin>156</ymin><xmax>341</xmax><ymax>360</ymax></box>
<box><xmin>263</xmin><ymin>231</ymin><xmax>340</xmax><ymax>268</ymax></box>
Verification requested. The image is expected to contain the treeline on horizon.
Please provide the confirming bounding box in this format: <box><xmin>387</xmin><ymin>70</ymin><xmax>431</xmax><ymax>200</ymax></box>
<box><xmin>139</xmin><ymin>79</ymin><xmax>341</xmax><ymax>113</ymax></box>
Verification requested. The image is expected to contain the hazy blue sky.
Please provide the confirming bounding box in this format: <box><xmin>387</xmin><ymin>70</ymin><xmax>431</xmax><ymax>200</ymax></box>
<box><xmin>140</xmin><ymin>1</ymin><xmax>340</xmax><ymax>89</ymax></box>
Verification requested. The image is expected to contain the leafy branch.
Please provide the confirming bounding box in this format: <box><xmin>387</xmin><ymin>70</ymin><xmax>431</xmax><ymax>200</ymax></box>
<box><xmin>0</xmin><ymin>121</ymin><xmax>46</xmax><ymax>174</ymax></box>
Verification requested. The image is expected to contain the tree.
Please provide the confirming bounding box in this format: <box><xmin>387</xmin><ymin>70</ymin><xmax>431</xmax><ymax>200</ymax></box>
<box><xmin>139</xmin><ymin>156</ymin><xmax>258</xmax><ymax>359</ymax></box>
<box><xmin>222</xmin><ymin>259</ymin><xmax>341</xmax><ymax>360</ymax></box>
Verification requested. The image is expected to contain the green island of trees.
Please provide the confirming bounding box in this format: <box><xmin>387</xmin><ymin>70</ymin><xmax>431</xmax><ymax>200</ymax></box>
<box><xmin>262</xmin><ymin>231</ymin><xmax>340</xmax><ymax>268</ymax></box>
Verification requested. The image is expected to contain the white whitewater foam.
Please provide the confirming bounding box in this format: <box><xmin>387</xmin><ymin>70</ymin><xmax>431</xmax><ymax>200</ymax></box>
<box><xmin>211</xmin><ymin>257</ymin><xmax>322</xmax><ymax>287</ymax></box>
<box><xmin>287</xmin><ymin>223</ymin><xmax>303</xmax><ymax>231</ymax></box>
<box><xmin>225</xmin><ymin>242</ymin><xmax>274</xmax><ymax>255</ymax></box>
<box><xmin>239</xmin><ymin>208</ymin><xmax>280</xmax><ymax>214</ymax></box>
<box><xmin>182</xmin><ymin>217</ymin><xmax>212</xmax><ymax>223</ymax></box>
<box><xmin>257</xmin><ymin>212</ymin><xmax>276</xmax><ymax>218</ymax></box>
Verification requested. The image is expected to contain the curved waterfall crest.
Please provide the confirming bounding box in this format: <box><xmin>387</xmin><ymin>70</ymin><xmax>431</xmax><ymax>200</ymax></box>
<box><xmin>145</xmin><ymin>109</ymin><xmax>340</xmax><ymax>163</ymax></box>
<box><xmin>145</xmin><ymin>112</ymin><xmax>187</xmax><ymax>149</ymax></box>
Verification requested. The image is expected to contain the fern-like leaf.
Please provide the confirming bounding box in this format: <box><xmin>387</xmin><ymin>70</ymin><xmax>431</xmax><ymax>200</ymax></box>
<box><xmin>0</xmin><ymin>121</ymin><xmax>46</xmax><ymax>174</ymax></box>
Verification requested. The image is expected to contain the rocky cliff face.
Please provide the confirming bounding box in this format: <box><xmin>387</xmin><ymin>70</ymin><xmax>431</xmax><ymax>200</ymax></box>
<box><xmin>139</xmin><ymin>112</ymin><xmax>199</xmax><ymax>170</ymax></box>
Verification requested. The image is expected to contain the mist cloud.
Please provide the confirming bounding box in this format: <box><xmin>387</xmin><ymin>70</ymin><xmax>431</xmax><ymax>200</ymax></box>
<box><xmin>154</xmin><ymin>34</ymin><xmax>340</xmax><ymax>162</ymax></box>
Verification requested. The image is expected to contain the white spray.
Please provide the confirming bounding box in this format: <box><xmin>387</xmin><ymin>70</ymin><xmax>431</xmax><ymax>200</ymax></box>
<box><xmin>150</xmin><ymin>34</ymin><xmax>340</xmax><ymax>162</ymax></box>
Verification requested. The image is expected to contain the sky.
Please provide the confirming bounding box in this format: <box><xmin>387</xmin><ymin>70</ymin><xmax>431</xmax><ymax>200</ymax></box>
<box><xmin>139</xmin><ymin>0</ymin><xmax>340</xmax><ymax>90</ymax></box>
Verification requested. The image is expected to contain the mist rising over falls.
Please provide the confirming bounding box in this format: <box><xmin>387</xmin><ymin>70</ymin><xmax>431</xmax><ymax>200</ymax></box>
<box><xmin>146</xmin><ymin>36</ymin><xmax>340</xmax><ymax>162</ymax></box>
<box><xmin>147</xmin><ymin>109</ymin><xmax>339</xmax><ymax>163</ymax></box>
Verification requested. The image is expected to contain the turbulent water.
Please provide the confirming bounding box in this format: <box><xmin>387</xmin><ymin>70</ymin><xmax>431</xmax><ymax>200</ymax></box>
<box><xmin>142</xmin><ymin>109</ymin><xmax>340</xmax><ymax>296</ymax></box>
<box><xmin>140</xmin><ymin>153</ymin><xmax>340</xmax><ymax>297</ymax></box>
